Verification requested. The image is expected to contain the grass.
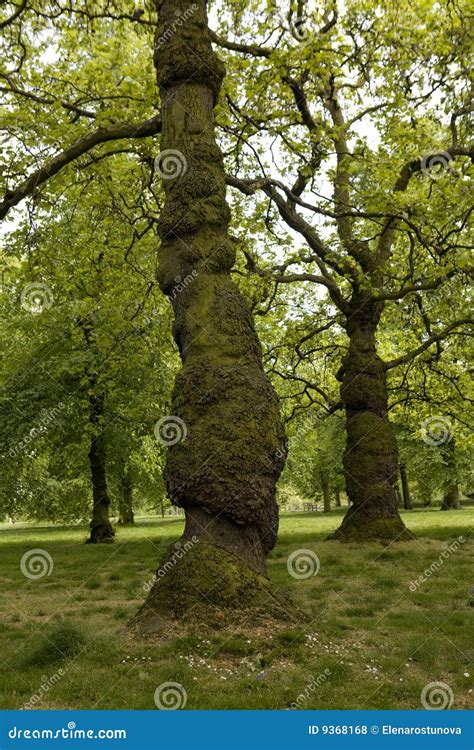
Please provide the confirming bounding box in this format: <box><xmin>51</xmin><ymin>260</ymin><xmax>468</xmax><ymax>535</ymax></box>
<box><xmin>0</xmin><ymin>507</ymin><xmax>472</xmax><ymax>710</ymax></box>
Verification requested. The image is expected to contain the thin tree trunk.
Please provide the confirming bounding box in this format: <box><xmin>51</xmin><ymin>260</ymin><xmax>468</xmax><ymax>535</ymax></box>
<box><xmin>334</xmin><ymin>488</ymin><xmax>341</xmax><ymax>507</ymax></box>
<box><xmin>136</xmin><ymin>0</ymin><xmax>286</xmax><ymax>632</ymax></box>
<box><xmin>400</xmin><ymin>462</ymin><xmax>412</xmax><ymax>510</ymax></box>
<box><xmin>86</xmin><ymin>392</ymin><xmax>114</xmax><ymax>544</ymax></box>
<box><xmin>395</xmin><ymin>483</ymin><xmax>402</xmax><ymax>507</ymax></box>
<box><xmin>332</xmin><ymin>295</ymin><xmax>413</xmax><ymax>541</ymax></box>
<box><xmin>321</xmin><ymin>473</ymin><xmax>331</xmax><ymax>512</ymax></box>
<box><xmin>440</xmin><ymin>439</ymin><xmax>461</xmax><ymax>510</ymax></box>
<box><xmin>118</xmin><ymin>467</ymin><xmax>135</xmax><ymax>526</ymax></box>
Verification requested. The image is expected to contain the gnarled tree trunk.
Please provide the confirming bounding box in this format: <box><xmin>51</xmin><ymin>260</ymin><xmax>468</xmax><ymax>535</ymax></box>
<box><xmin>86</xmin><ymin>392</ymin><xmax>115</xmax><ymax>544</ymax></box>
<box><xmin>136</xmin><ymin>0</ymin><xmax>286</xmax><ymax>632</ymax></box>
<box><xmin>332</xmin><ymin>295</ymin><xmax>413</xmax><ymax>541</ymax></box>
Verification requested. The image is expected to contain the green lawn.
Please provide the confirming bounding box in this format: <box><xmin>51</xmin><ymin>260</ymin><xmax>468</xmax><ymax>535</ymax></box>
<box><xmin>0</xmin><ymin>508</ymin><xmax>472</xmax><ymax>710</ymax></box>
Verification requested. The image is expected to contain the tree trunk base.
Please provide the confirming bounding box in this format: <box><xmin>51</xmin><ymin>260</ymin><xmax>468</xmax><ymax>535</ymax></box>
<box><xmin>118</xmin><ymin>517</ymin><xmax>135</xmax><ymax>526</ymax></box>
<box><xmin>329</xmin><ymin>510</ymin><xmax>414</xmax><ymax>542</ymax></box>
<box><xmin>86</xmin><ymin>522</ymin><xmax>115</xmax><ymax>544</ymax></box>
<box><xmin>132</xmin><ymin>539</ymin><xmax>293</xmax><ymax>637</ymax></box>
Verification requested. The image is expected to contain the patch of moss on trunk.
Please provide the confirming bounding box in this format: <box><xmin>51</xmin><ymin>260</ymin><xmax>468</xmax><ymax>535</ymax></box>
<box><xmin>133</xmin><ymin>541</ymin><xmax>294</xmax><ymax>636</ymax></box>
<box><xmin>330</xmin><ymin>514</ymin><xmax>414</xmax><ymax>543</ymax></box>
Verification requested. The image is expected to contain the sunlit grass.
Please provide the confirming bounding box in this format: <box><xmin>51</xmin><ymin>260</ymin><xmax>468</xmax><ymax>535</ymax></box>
<box><xmin>0</xmin><ymin>507</ymin><xmax>472</xmax><ymax>709</ymax></box>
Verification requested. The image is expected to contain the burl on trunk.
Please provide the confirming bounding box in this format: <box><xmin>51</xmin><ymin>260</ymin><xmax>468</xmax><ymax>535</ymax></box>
<box><xmin>136</xmin><ymin>0</ymin><xmax>286</xmax><ymax>631</ymax></box>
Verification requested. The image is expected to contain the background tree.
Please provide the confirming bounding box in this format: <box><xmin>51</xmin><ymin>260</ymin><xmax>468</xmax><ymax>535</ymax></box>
<box><xmin>209</xmin><ymin>0</ymin><xmax>473</xmax><ymax>540</ymax></box>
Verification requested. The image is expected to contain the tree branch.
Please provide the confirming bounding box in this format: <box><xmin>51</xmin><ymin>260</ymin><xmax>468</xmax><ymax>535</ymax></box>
<box><xmin>0</xmin><ymin>114</ymin><xmax>162</xmax><ymax>221</ymax></box>
<box><xmin>384</xmin><ymin>319</ymin><xmax>473</xmax><ymax>371</ymax></box>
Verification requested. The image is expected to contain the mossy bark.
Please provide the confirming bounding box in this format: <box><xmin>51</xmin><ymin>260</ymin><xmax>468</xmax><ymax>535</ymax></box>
<box><xmin>118</xmin><ymin>467</ymin><xmax>135</xmax><ymax>526</ymax></box>
<box><xmin>86</xmin><ymin>393</ymin><xmax>115</xmax><ymax>544</ymax></box>
<box><xmin>332</xmin><ymin>295</ymin><xmax>413</xmax><ymax>541</ymax></box>
<box><xmin>137</xmin><ymin>0</ymin><xmax>286</xmax><ymax>629</ymax></box>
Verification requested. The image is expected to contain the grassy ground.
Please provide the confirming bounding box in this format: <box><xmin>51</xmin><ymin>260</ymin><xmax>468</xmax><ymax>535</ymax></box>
<box><xmin>0</xmin><ymin>508</ymin><xmax>472</xmax><ymax>710</ymax></box>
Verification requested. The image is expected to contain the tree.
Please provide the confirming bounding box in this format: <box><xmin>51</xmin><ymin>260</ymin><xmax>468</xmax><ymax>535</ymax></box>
<box><xmin>210</xmin><ymin>0</ymin><xmax>472</xmax><ymax>540</ymax></box>
<box><xmin>136</xmin><ymin>0</ymin><xmax>287</xmax><ymax>632</ymax></box>
<box><xmin>0</xmin><ymin>149</ymin><xmax>173</xmax><ymax>536</ymax></box>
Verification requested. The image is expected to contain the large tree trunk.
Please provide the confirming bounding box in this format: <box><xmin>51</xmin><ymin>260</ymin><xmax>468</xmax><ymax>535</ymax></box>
<box><xmin>136</xmin><ymin>0</ymin><xmax>286</xmax><ymax>632</ymax></box>
<box><xmin>86</xmin><ymin>393</ymin><xmax>115</xmax><ymax>544</ymax></box>
<box><xmin>118</xmin><ymin>467</ymin><xmax>135</xmax><ymax>526</ymax></box>
<box><xmin>332</xmin><ymin>295</ymin><xmax>413</xmax><ymax>541</ymax></box>
<box><xmin>440</xmin><ymin>439</ymin><xmax>461</xmax><ymax>510</ymax></box>
<box><xmin>400</xmin><ymin>462</ymin><xmax>412</xmax><ymax>510</ymax></box>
